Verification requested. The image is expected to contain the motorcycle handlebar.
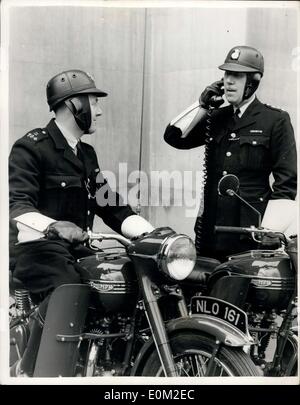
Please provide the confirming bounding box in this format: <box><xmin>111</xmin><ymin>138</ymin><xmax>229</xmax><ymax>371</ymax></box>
<box><xmin>214</xmin><ymin>226</ymin><xmax>251</xmax><ymax>235</ymax></box>
<box><xmin>214</xmin><ymin>226</ymin><xmax>287</xmax><ymax>244</ymax></box>
<box><xmin>87</xmin><ymin>231</ymin><xmax>131</xmax><ymax>247</ymax></box>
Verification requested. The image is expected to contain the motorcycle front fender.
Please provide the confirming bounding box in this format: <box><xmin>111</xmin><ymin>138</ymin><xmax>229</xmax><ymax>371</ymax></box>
<box><xmin>167</xmin><ymin>315</ymin><xmax>254</xmax><ymax>347</ymax></box>
<box><xmin>131</xmin><ymin>314</ymin><xmax>254</xmax><ymax>376</ymax></box>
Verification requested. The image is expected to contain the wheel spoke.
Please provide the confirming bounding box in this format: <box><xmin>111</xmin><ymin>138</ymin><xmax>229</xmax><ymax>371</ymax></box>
<box><xmin>179</xmin><ymin>359</ymin><xmax>190</xmax><ymax>376</ymax></box>
<box><xmin>195</xmin><ymin>355</ymin><xmax>205</xmax><ymax>377</ymax></box>
<box><xmin>142</xmin><ymin>334</ymin><xmax>258</xmax><ymax>377</ymax></box>
<box><xmin>190</xmin><ymin>355</ymin><xmax>196</xmax><ymax>376</ymax></box>
<box><xmin>174</xmin><ymin>351</ymin><xmax>232</xmax><ymax>377</ymax></box>
<box><xmin>198</xmin><ymin>354</ymin><xmax>208</xmax><ymax>376</ymax></box>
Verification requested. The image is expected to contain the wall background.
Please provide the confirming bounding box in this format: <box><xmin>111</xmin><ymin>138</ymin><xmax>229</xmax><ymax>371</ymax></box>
<box><xmin>7</xmin><ymin>3</ymin><xmax>298</xmax><ymax>238</ymax></box>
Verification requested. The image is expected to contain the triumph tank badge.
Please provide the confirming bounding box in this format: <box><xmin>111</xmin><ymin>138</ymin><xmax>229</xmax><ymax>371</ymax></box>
<box><xmin>89</xmin><ymin>281</ymin><xmax>114</xmax><ymax>291</ymax></box>
<box><xmin>251</xmin><ymin>279</ymin><xmax>272</xmax><ymax>287</ymax></box>
<box><xmin>231</xmin><ymin>49</ymin><xmax>240</xmax><ymax>60</ymax></box>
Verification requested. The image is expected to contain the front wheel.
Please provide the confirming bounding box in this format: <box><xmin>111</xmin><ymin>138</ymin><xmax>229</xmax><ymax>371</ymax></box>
<box><xmin>141</xmin><ymin>332</ymin><xmax>260</xmax><ymax>376</ymax></box>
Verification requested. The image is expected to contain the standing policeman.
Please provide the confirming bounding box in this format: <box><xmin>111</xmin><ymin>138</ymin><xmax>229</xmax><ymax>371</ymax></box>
<box><xmin>9</xmin><ymin>69</ymin><xmax>154</xmax><ymax>376</ymax></box>
<box><xmin>164</xmin><ymin>46</ymin><xmax>297</xmax><ymax>261</ymax></box>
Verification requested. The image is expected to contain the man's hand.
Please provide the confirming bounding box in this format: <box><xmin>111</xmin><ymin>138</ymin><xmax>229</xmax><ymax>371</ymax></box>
<box><xmin>46</xmin><ymin>221</ymin><xmax>88</xmax><ymax>243</ymax></box>
<box><xmin>199</xmin><ymin>80</ymin><xmax>224</xmax><ymax>109</ymax></box>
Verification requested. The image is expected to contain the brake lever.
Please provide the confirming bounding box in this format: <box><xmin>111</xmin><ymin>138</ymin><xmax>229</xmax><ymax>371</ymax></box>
<box><xmin>89</xmin><ymin>239</ymin><xmax>102</xmax><ymax>251</ymax></box>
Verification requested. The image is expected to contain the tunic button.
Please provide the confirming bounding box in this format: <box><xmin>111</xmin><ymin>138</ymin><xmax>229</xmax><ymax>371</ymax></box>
<box><xmin>61</xmin><ymin>182</ymin><xmax>66</xmax><ymax>187</ymax></box>
<box><xmin>222</xmin><ymin>171</ymin><xmax>228</xmax><ymax>175</ymax></box>
<box><xmin>259</xmin><ymin>197</ymin><xmax>264</xmax><ymax>202</ymax></box>
<box><xmin>226</xmin><ymin>152</ymin><xmax>232</xmax><ymax>157</ymax></box>
<box><xmin>42</xmin><ymin>130</ymin><xmax>46</xmax><ymax>134</ymax></box>
<box><xmin>87</xmin><ymin>227</ymin><xmax>90</xmax><ymax>231</ymax></box>
<box><xmin>252</xmin><ymin>140</ymin><xmax>257</xmax><ymax>145</ymax></box>
<box><xmin>230</xmin><ymin>133</ymin><xmax>236</xmax><ymax>138</ymax></box>
<box><xmin>209</xmin><ymin>137</ymin><xmax>213</xmax><ymax>141</ymax></box>
<box><xmin>87</xmin><ymin>210</ymin><xmax>90</xmax><ymax>215</ymax></box>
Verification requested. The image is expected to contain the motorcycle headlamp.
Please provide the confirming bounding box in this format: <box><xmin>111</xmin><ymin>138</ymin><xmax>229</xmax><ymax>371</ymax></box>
<box><xmin>158</xmin><ymin>235</ymin><xmax>197</xmax><ymax>280</ymax></box>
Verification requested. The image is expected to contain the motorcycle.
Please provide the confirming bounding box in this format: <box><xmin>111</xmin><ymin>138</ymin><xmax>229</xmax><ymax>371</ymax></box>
<box><xmin>183</xmin><ymin>174</ymin><xmax>298</xmax><ymax>376</ymax></box>
<box><xmin>9</xmin><ymin>225</ymin><xmax>259</xmax><ymax>377</ymax></box>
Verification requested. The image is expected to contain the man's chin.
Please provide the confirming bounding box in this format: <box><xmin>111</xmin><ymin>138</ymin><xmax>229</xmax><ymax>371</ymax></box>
<box><xmin>226</xmin><ymin>98</ymin><xmax>240</xmax><ymax>107</ymax></box>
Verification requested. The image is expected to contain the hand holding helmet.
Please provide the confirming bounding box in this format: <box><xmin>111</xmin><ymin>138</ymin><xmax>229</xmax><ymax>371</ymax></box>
<box><xmin>199</xmin><ymin>80</ymin><xmax>224</xmax><ymax>109</ymax></box>
<box><xmin>46</xmin><ymin>221</ymin><xmax>88</xmax><ymax>243</ymax></box>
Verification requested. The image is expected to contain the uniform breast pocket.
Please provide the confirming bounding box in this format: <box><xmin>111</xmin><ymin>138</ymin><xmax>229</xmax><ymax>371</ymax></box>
<box><xmin>44</xmin><ymin>174</ymin><xmax>82</xmax><ymax>190</ymax></box>
<box><xmin>42</xmin><ymin>174</ymin><xmax>84</xmax><ymax>216</ymax></box>
<box><xmin>239</xmin><ymin>136</ymin><xmax>270</xmax><ymax>170</ymax></box>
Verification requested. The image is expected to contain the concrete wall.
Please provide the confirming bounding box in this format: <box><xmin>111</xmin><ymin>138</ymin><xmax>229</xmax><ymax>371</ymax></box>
<box><xmin>142</xmin><ymin>7</ymin><xmax>248</xmax><ymax>235</ymax></box>
<box><xmin>246</xmin><ymin>7</ymin><xmax>298</xmax><ymax>129</ymax></box>
<box><xmin>7</xmin><ymin>4</ymin><xmax>298</xmax><ymax>237</ymax></box>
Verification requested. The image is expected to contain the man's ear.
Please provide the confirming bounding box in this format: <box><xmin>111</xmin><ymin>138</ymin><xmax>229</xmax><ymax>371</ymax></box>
<box><xmin>252</xmin><ymin>72</ymin><xmax>262</xmax><ymax>83</ymax></box>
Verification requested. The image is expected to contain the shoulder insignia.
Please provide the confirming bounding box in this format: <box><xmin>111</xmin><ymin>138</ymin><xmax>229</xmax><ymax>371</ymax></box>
<box><xmin>25</xmin><ymin>128</ymin><xmax>48</xmax><ymax>142</ymax></box>
<box><xmin>264</xmin><ymin>104</ymin><xmax>283</xmax><ymax>113</ymax></box>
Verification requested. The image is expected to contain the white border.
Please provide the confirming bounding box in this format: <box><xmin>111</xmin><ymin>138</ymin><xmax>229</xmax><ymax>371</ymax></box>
<box><xmin>1</xmin><ymin>0</ymin><xmax>299</xmax><ymax>386</ymax></box>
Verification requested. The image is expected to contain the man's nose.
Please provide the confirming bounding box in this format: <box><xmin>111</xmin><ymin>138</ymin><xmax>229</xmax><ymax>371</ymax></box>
<box><xmin>96</xmin><ymin>106</ymin><xmax>102</xmax><ymax>117</ymax></box>
<box><xmin>225</xmin><ymin>74</ymin><xmax>234</xmax><ymax>84</ymax></box>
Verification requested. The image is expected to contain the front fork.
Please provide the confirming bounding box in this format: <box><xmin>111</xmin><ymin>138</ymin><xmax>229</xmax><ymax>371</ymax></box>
<box><xmin>205</xmin><ymin>340</ymin><xmax>222</xmax><ymax>376</ymax></box>
<box><xmin>139</xmin><ymin>277</ymin><xmax>178</xmax><ymax>376</ymax></box>
<box><xmin>270</xmin><ymin>292</ymin><xmax>297</xmax><ymax>375</ymax></box>
<box><xmin>142</xmin><ymin>288</ymin><xmax>223</xmax><ymax>377</ymax></box>
<box><xmin>135</xmin><ymin>261</ymin><xmax>187</xmax><ymax>377</ymax></box>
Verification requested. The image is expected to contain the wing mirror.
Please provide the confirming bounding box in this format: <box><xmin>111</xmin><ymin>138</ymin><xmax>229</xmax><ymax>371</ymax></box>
<box><xmin>218</xmin><ymin>174</ymin><xmax>262</xmax><ymax>227</ymax></box>
<box><xmin>218</xmin><ymin>174</ymin><xmax>239</xmax><ymax>197</ymax></box>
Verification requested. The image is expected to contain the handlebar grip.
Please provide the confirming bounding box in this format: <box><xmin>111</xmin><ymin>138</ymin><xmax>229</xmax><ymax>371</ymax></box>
<box><xmin>214</xmin><ymin>226</ymin><xmax>250</xmax><ymax>235</ymax></box>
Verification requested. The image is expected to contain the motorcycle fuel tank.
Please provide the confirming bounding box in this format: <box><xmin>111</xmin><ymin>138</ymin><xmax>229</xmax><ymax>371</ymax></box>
<box><xmin>78</xmin><ymin>249</ymin><xmax>138</xmax><ymax>314</ymax></box>
<box><xmin>208</xmin><ymin>250</ymin><xmax>295</xmax><ymax>311</ymax></box>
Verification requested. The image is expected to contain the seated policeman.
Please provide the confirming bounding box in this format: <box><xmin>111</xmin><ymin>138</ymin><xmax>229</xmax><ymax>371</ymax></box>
<box><xmin>9</xmin><ymin>69</ymin><xmax>154</xmax><ymax>376</ymax></box>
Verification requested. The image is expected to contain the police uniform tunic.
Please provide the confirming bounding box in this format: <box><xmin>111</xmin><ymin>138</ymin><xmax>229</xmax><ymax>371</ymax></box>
<box><xmin>164</xmin><ymin>98</ymin><xmax>297</xmax><ymax>260</ymax></box>
<box><xmin>9</xmin><ymin>119</ymin><xmax>134</xmax><ymax>295</ymax></box>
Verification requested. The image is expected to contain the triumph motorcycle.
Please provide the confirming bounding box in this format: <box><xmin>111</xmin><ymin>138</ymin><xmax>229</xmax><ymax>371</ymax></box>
<box><xmin>10</xmin><ymin>224</ymin><xmax>259</xmax><ymax>377</ymax></box>
<box><xmin>183</xmin><ymin>174</ymin><xmax>298</xmax><ymax>377</ymax></box>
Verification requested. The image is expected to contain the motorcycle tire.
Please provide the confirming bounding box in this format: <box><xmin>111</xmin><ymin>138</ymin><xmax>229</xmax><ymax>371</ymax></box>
<box><xmin>141</xmin><ymin>331</ymin><xmax>260</xmax><ymax>377</ymax></box>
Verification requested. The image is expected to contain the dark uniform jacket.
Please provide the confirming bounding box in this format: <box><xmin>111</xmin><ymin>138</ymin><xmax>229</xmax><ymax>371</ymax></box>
<box><xmin>164</xmin><ymin>97</ymin><xmax>297</xmax><ymax>257</ymax></box>
<box><xmin>9</xmin><ymin>119</ymin><xmax>134</xmax><ymax>251</ymax></box>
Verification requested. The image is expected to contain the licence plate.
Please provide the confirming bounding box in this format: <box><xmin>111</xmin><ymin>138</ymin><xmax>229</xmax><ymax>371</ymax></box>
<box><xmin>191</xmin><ymin>296</ymin><xmax>248</xmax><ymax>334</ymax></box>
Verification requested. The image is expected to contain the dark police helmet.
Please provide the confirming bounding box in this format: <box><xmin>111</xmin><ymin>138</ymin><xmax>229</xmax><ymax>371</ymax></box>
<box><xmin>46</xmin><ymin>69</ymin><xmax>107</xmax><ymax>111</ymax></box>
<box><xmin>219</xmin><ymin>46</ymin><xmax>264</xmax><ymax>76</ymax></box>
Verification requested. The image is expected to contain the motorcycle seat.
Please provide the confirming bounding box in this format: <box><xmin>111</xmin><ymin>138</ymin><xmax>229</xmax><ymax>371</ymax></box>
<box><xmin>184</xmin><ymin>256</ymin><xmax>221</xmax><ymax>284</ymax></box>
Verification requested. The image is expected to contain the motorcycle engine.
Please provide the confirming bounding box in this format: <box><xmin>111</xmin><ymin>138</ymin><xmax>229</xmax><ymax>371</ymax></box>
<box><xmin>78</xmin><ymin>249</ymin><xmax>138</xmax><ymax>314</ymax></box>
<box><xmin>208</xmin><ymin>250</ymin><xmax>295</xmax><ymax>312</ymax></box>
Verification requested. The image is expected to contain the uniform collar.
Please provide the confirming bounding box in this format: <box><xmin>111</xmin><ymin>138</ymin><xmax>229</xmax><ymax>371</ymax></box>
<box><xmin>46</xmin><ymin>119</ymin><xmax>84</xmax><ymax>170</ymax></box>
<box><xmin>213</xmin><ymin>97</ymin><xmax>262</xmax><ymax>143</ymax></box>
<box><xmin>55</xmin><ymin>119</ymin><xmax>80</xmax><ymax>151</ymax></box>
<box><xmin>233</xmin><ymin>94</ymin><xmax>256</xmax><ymax>118</ymax></box>
<box><xmin>232</xmin><ymin>97</ymin><xmax>263</xmax><ymax>132</ymax></box>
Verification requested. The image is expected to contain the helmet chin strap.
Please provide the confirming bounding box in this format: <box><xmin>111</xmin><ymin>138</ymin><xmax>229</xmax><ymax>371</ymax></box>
<box><xmin>243</xmin><ymin>72</ymin><xmax>261</xmax><ymax>101</ymax></box>
<box><xmin>65</xmin><ymin>95</ymin><xmax>92</xmax><ymax>133</ymax></box>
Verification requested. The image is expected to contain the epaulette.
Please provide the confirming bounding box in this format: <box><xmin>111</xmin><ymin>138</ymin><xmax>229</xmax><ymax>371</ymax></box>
<box><xmin>264</xmin><ymin>103</ymin><xmax>284</xmax><ymax>113</ymax></box>
<box><xmin>25</xmin><ymin>128</ymin><xmax>48</xmax><ymax>142</ymax></box>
